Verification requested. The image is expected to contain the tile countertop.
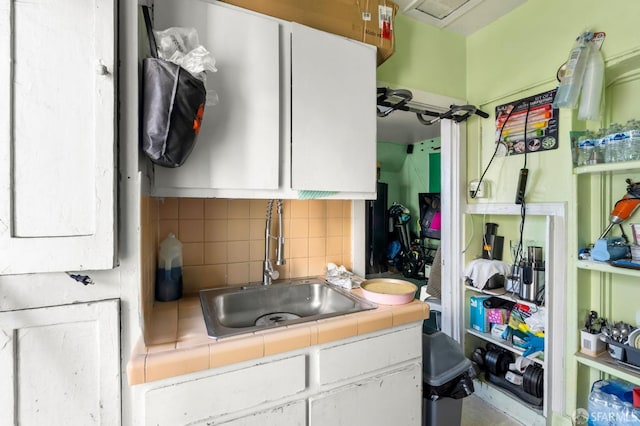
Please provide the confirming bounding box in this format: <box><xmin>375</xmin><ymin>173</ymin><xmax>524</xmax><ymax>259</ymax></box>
<box><xmin>127</xmin><ymin>288</ymin><xmax>430</xmax><ymax>385</ymax></box>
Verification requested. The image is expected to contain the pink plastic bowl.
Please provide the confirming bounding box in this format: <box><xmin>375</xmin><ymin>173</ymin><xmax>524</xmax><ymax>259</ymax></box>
<box><xmin>360</xmin><ymin>278</ymin><xmax>417</xmax><ymax>305</ymax></box>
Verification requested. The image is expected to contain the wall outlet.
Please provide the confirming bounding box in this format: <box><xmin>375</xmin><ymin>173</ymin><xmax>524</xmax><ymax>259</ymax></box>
<box><xmin>469</xmin><ymin>180</ymin><xmax>487</xmax><ymax>198</ymax></box>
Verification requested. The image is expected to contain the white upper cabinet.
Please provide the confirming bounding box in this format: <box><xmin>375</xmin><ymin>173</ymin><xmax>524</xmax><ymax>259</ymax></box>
<box><xmin>152</xmin><ymin>0</ymin><xmax>376</xmax><ymax>199</ymax></box>
<box><xmin>291</xmin><ymin>23</ymin><xmax>376</xmax><ymax>194</ymax></box>
<box><xmin>153</xmin><ymin>1</ymin><xmax>281</xmax><ymax>193</ymax></box>
<box><xmin>0</xmin><ymin>0</ymin><xmax>116</xmax><ymax>274</ymax></box>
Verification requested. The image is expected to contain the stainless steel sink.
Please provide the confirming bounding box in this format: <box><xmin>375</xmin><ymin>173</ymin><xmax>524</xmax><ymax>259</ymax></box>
<box><xmin>200</xmin><ymin>277</ymin><xmax>377</xmax><ymax>339</ymax></box>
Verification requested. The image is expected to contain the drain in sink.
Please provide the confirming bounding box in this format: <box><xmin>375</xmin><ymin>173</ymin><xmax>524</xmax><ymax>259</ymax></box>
<box><xmin>254</xmin><ymin>312</ymin><xmax>301</xmax><ymax>326</ymax></box>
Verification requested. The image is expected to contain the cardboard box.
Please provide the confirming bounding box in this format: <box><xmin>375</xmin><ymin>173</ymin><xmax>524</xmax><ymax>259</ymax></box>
<box><xmin>469</xmin><ymin>296</ymin><xmax>491</xmax><ymax>333</ymax></box>
<box><xmin>220</xmin><ymin>0</ymin><xmax>398</xmax><ymax>65</ymax></box>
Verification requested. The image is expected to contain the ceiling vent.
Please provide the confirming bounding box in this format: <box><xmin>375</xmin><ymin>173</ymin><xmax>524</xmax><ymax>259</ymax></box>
<box><xmin>395</xmin><ymin>0</ymin><xmax>527</xmax><ymax>35</ymax></box>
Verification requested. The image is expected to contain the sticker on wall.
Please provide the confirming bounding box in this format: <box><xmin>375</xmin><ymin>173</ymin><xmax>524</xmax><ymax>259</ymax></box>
<box><xmin>495</xmin><ymin>88</ymin><xmax>559</xmax><ymax>157</ymax></box>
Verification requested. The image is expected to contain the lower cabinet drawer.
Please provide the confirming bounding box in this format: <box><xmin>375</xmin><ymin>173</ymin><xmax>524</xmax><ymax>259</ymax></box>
<box><xmin>317</xmin><ymin>324</ymin><xmax>421</xmax><ymax>385</ymax></box>
<box><xmin>144</xmin><ymin>355</ymin><xmax>306</xmax><ymax>425</ymax></box>
<box><xmin>309</xmin><ymin>364</ymin><xmax>422</xmax><ymax>426</ymax></box>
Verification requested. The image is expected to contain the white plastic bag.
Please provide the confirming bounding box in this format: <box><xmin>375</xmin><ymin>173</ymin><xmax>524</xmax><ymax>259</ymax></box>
<box><xmin>153</xmin><ymin>27</ymin><xmax>217</xmax><ymax>81</ymax></box>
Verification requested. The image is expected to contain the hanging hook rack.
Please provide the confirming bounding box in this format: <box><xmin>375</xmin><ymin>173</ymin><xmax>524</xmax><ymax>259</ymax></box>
<box><xmin>377</xmin><ymin>87</ymin><xmax>489</xmax><ymax>125</ymax></box>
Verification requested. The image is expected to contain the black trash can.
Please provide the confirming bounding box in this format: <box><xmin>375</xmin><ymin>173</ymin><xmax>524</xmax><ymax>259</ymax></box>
<box><xmin>422</xmin><ymin>330</ymin><xmax>474</xmax><ymax>426</ymax></box>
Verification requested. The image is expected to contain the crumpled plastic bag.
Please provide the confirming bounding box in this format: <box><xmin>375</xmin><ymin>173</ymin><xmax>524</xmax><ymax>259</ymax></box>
<box><xmin>154</xmin><ymin>27</ymin><xmax>217</xmax><ymax>82</ymax></box>
<box><xmin>326</xmin><ymin>263</ymin><xmax>354</xmax><ymax>289</ymax></box>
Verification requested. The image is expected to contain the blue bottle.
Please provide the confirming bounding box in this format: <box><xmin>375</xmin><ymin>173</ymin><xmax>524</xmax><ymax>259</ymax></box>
<box><xmin>156</xmin><ymin>233</ymin><xmax>183</xmax><ymax>301</ymax></box>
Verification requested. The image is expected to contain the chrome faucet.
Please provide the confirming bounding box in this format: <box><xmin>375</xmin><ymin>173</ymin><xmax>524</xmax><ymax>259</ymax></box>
<box><xmin>263</xmin><ymin>199</ymin><xmax>285</xmax><ymax>285</ymax></box>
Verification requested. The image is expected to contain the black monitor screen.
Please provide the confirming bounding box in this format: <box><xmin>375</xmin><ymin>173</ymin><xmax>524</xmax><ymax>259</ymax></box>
<box><xmin>419</xmin><ymin>193</ymin><xmax>441</xmax><ymax>240</ymax></box>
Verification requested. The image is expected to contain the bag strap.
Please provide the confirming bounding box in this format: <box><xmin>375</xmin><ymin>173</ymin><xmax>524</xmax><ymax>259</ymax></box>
<box><xmin>142</xmin><ymin>5</ymin><xmax>158</xmax><ymax>59</ymax></box>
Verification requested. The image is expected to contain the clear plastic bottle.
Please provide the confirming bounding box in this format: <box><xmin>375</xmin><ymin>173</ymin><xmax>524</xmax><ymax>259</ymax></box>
<box><xmin>625</xmin><ymin>119</ymin><xmax>640</xmax><ymax>161</ymax></box>
<box><xmin>582</xmin><ymin>138</ymin><xmax>595</xmax><ymax>166</ymax></box>
<box><xmin>554</xmin><ymin>32</ymin><xmax>591</xmax><ymax>109</ymax></box>
<box><xmin>594</xmin><ymin>129</ymin><xmax>607</xmax><ymax>164</ymax></box>
<box><xmin>578</xmin><ymin>41</ymin><xmax>605</xmax><ymax>121</ymax></box>
<box><xmin>606</xmin><ymin>123</ymin><xmax>624</xmax><ymax>163</ymax></box>
<box><xmin>156</xmin><ymin>232</ymin><xmax>183</xmax><ymax>301</ymax></box>
<box><xmin>577</xmin><ymin>135</ymin><xmax>595</xmax><ymax>166</ymax></box>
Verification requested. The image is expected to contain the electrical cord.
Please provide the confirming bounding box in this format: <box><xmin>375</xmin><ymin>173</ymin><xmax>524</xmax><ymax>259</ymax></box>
<box><xmin>522</xmin><ymin>103</ymin><xmax>530</xmax><ymax>169</ymax></box>
<box><xmin>512</xmin><ymin>103</ymin><xmax>531</xmax><ymax>270</ymax></box>
<box><xmin>471</xmin><ymin>100</ymin><xmax>529</xmax><ymax>199</ymax></box>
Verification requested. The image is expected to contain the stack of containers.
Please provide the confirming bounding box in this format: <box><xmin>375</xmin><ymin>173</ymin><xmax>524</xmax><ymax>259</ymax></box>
<box><xmin>573</xmin><ymin>120</ymin><xmax>640</xmax><ymax>167</ymax></box>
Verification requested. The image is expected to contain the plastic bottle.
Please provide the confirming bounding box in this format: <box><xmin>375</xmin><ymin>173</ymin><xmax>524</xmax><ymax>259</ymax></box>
<box><xmin>156</xmin><ymin>232</ymin><xmax>183</xmax><ymax>301</ymax></box>
<box><xmin>578</xmin><ymin>41</ymin><xmax>605</xmax><ymax>121</ymax></box>
<box><xmin>594</xmin><ymin>129</ymin><xmax>607</xmax><ymax>164</ymax></box>
<box><xmin>625</xmin><ymin>119</ymin><xmax>640</xmax><ymax>161</ymax></box>
<box><xmin>606</xmin><ymin>123</ymin><xmax>623</xmax><ymax>163</ymax></box>
<box><xmin>577</xmin><ymin>137</ymin><xmax>594</xmax><ymax>166</ymax></box>
<box><xmin>553</xmin><ymin>32</ymin><xmax>591</xmax><ymax>109</ymax></box>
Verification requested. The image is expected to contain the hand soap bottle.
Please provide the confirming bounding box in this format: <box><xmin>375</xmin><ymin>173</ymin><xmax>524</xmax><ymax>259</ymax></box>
<box><xmin>156</xmin><ymin>232</ymin><xmax>183</xmax><ymax>301</ymax></box>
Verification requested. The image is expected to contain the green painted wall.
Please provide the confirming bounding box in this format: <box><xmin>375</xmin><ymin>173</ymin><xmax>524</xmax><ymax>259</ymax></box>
<box><xmin>467</xmin><ymin>1</ymin><xmax>640</xmax><ymax>105</ymax></box>
<box><xmin>465</xmin><ymin>0</ymin><xmax>640</xmax><ymax>206</ymax></box>
<box><xmin>465</xmin><ymin>1</ymin><xmax>640</xmax><ymax>421</ymax></box>
<box><xmin>377</xmin><ymin>139</ymin><xmax>440</xmax><ymax>237</ymax></box>
<box><xmin>377</xmin><ymin>2</ymin><xmax>640</xmax><ymax>422</ymax></box>
<box><xmin>376</xmin><ymin>14</ymin><xmax>466</xmax><ymax>100</ymax></box>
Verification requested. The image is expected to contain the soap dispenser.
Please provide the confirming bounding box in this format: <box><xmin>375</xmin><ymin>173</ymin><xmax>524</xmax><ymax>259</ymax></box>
<box><xmin>156</xmin><ymin>232</ymin><xmax>183</xmax><ymax>301</ymax></box>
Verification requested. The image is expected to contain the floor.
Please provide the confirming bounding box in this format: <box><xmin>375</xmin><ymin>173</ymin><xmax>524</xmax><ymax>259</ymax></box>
<box><xmin>461</xmin><ymin>395</ymin><xmax>523</xmax><ymax>426</ymax></box>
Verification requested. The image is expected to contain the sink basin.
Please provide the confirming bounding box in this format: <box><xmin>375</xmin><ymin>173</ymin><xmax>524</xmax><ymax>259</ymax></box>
<box><xmin>200</xmin><ymin>277</ymin><xmax>377</xmax><ymax>339</ymax></box>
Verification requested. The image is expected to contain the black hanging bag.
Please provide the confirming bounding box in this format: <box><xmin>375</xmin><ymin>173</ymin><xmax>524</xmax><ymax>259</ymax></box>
<box><xmin>140</xmin><ymin>6</ymin><xmax>207</xmax><ymax>168</ymax></box>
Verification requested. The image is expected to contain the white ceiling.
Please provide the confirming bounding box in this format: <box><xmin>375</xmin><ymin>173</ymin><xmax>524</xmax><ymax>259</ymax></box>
<box><xmin>395</xmin><ymin>0</ymin><xmax>527</xmax><ymax>36</ymax></box>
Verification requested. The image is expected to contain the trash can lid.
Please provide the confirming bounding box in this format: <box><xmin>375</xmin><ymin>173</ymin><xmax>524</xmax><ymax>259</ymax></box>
<box><xmin>422</xmin><ymin>330</ymin><xmax>471</xmax><ymax>386</ymax></box>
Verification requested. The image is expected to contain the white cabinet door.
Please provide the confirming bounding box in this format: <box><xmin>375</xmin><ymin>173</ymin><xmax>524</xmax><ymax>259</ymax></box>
<box><xmin>199</xmin><ymin>401</ymin><xmax>306</xmax><ymax>426</ymax></box>
<box><xmin>144</xmin><ymin>355</ymin><xmax>306</xmax><ymax>426</ymax></box>
<box><xmin>0</xmin><ymin>0</ymin><xmax>116</xmax><ymax>274</ymax></box>
<box><xmin>309</xmin><ymin>364</ymin><xmax>422</xmax><ymax>426</ymax></box>
<box><xmin>0</xmin><ymin>299</ymin><xmax>120</xmax><ymax>425</ymax></box>
<box><xmin>153</xmin><ymin>0</ymin><xmax>281</xmax><ymax>192</ymax></box>
<box><xmin>291</xmin><ymin>23</ymin><xmax>377</xmax><ymax>194</ymax></box>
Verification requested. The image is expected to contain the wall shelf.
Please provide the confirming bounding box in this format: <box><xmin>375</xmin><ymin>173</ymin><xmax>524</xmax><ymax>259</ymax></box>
<box><xmin>464</xmin><ymin>285</ymin><xmax>540</xmax><ymax>309</ymax></box>
<box><xmin>466</xmin><ymin>328</ymin><xmax>544</xmax><ymax>366</ymax></box>
<box><xmin>571</xmin><ymin>57</ymin><xmax>640</xmax><ymax>411</ymax></box>
<box><xmin>462</xmin><ymin>202</ymin><xmax>566</xmax><ymax>422</ymax></box>
<box><xmin>574</xmin><ymin>160</ymin><xmax>640</xmax><ymax>175</ymax></box>
<box><xmin>576</xmin><ymin>260</ymin><xmax>640</xmax><ymax>278</ymax></box>
<box><xmin>575</xmin><ymin>351</ymin><xmax>640</xmax><ymax>386</ymax></box>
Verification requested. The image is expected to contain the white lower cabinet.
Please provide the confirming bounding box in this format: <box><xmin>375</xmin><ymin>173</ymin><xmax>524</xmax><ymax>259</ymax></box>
<box><xmin>144</xmin><ymin>355</ymin><xmax>307</xmax><ymax>426</ymax></box>
<box><xmin>309</xmin><ymin>364</ymin><xmax>421</xmax><ymax>426</ymax></box>
<box><xmin>206</xmin><ymin>401</ymin><xmax>306</xmax><ymax>426</ymax></box>
<box><xmin>0</xmin><ymin>299</ymin><xmax>121</xmax><ymax>425</ymax></box>
<box><xmin>140</xmin><ymin>323</ymin><xmax>422</xmax><ymax>426</ymax></box>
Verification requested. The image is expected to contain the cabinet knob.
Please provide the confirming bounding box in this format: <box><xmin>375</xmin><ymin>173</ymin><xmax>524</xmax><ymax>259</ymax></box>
<box><xmin>96</xmin><ymin>64</ymin><xmax>110</xmax><ymax>76</ymax></box>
